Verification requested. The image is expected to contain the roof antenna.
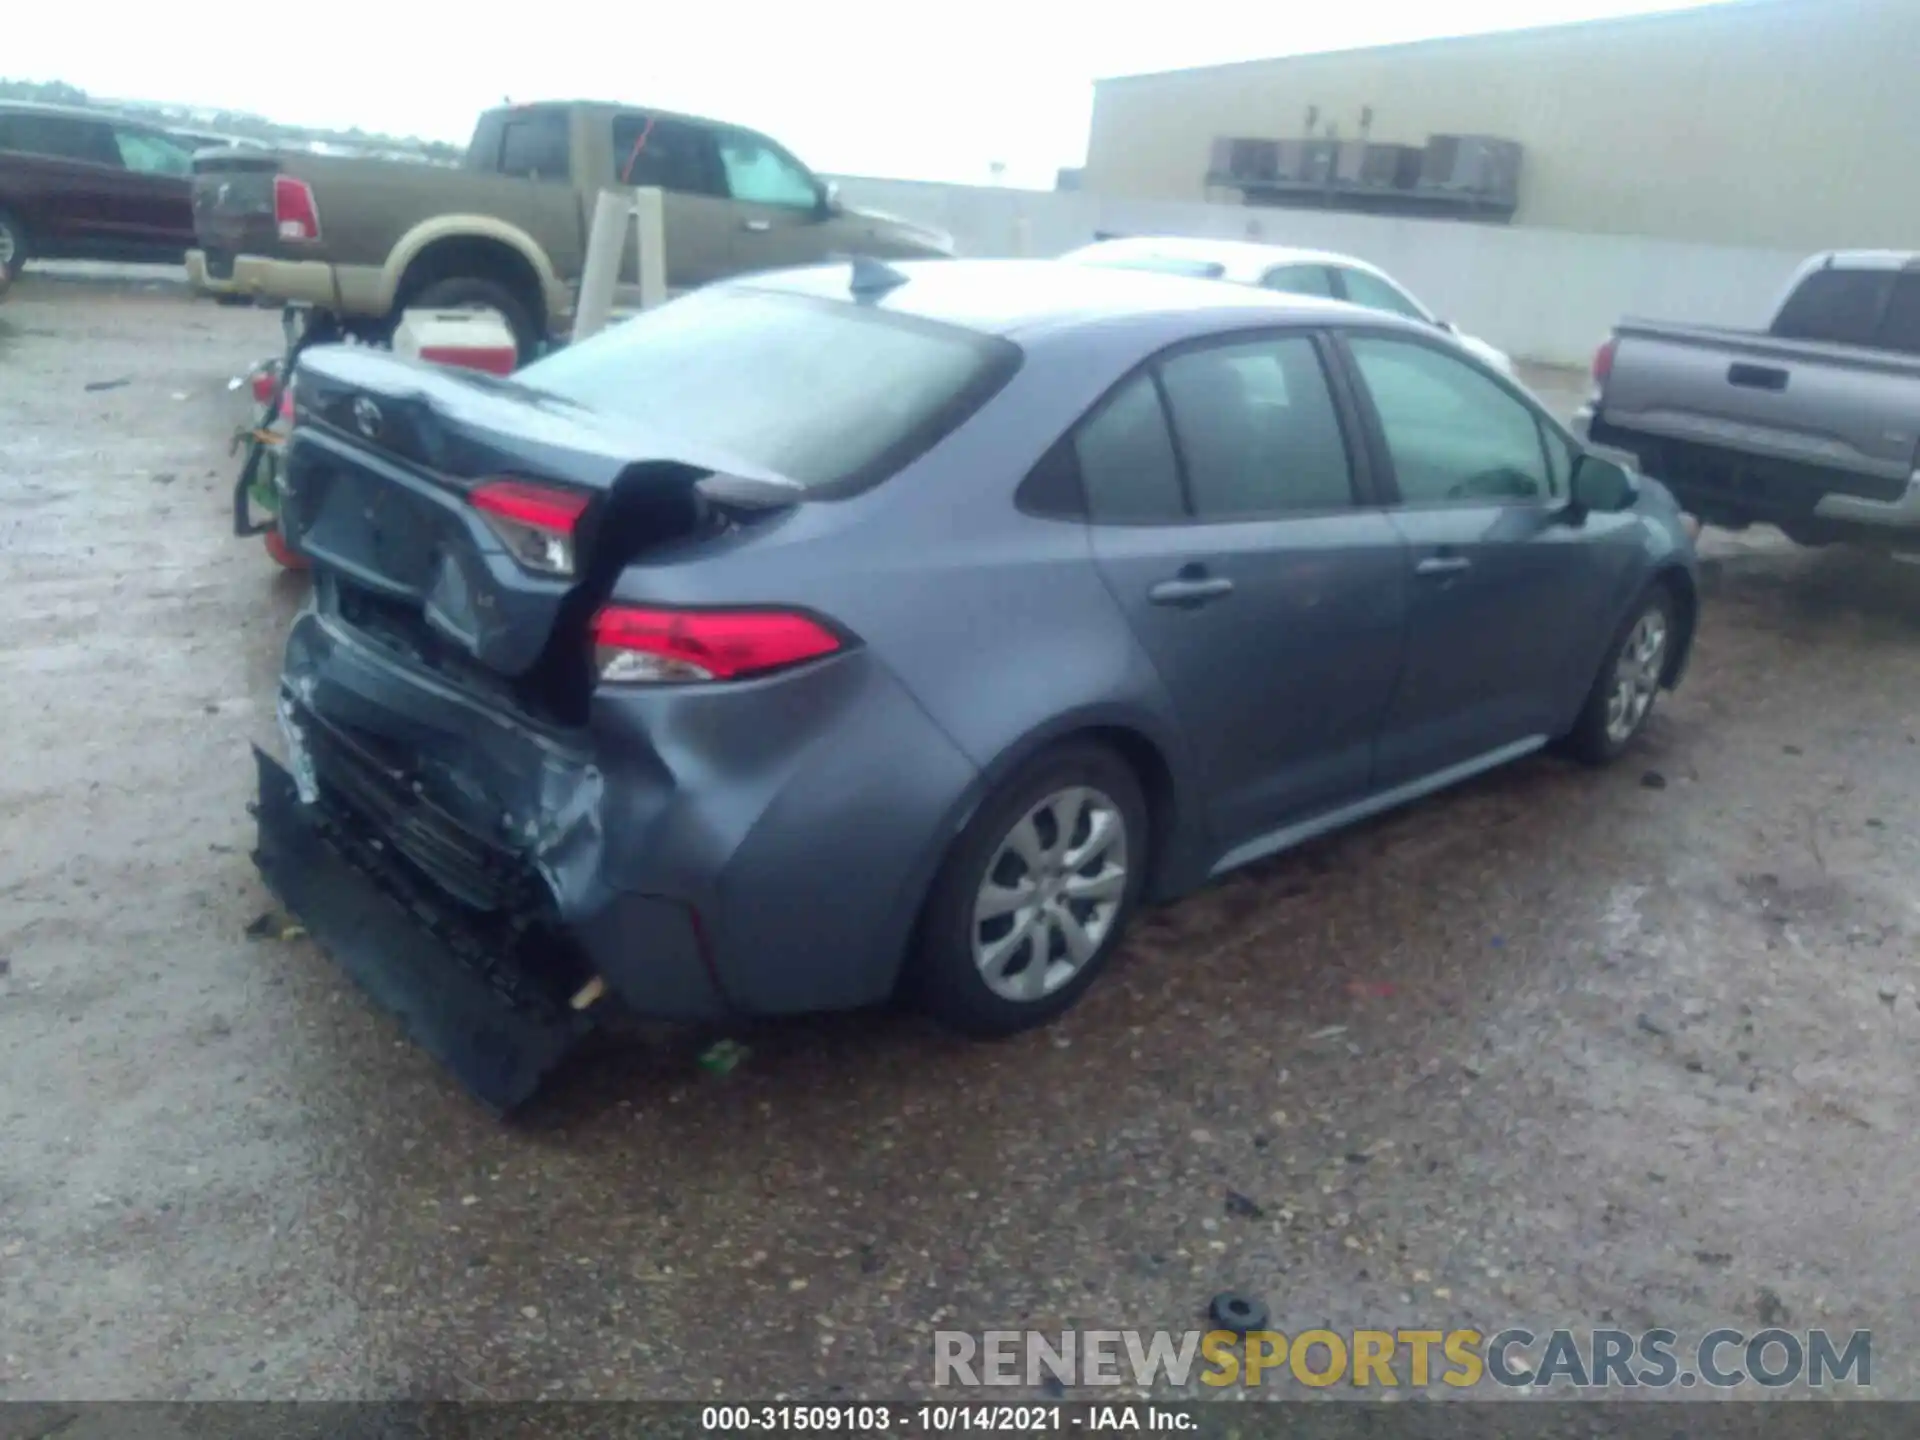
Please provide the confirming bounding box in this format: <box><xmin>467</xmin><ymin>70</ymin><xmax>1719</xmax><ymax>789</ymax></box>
<box><xmin>847</xmin><ymin>254</ymin><xmax>910</xmax><ymax>300</ymax></box>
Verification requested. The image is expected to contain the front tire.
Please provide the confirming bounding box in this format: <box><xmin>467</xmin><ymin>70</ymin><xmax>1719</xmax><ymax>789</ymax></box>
<box><xmin>911</xmin><ymin>742</ymin><xmax>1148</xmax><ymax>1038</ymax></box>
<box><xmin>1563</xmin><ymin>585</ymin><xmax>1676</xmax><ymax>765</ymax></box>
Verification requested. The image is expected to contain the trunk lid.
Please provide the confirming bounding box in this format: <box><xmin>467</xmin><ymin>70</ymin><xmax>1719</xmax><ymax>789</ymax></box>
<box><xmin>192</xmin><ymin>149</ymin><xmax>286</xmax><ymax>270</ymax></box>
<box><xmin>281</xmin><ymin>346</ymin><xmax>802</xmax><ymax>681</ymax></box>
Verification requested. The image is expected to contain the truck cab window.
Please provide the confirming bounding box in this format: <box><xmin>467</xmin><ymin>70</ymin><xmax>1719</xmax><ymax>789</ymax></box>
<box><xmin>1770</xmin><ymin>268</ymin><xmax>1892</xmax><ymax>346</ymax></box>
<box><xmin>1872</xmin><ymin>274</ymin><xmax>1920</xmax><ymax>357</ymax></box>
<box><xmin>717</xmin><ymin>132</ymin><xmax>819</xmax><ymax>210</ymax></box>
<box><xmin>497</xmin><ymin>112</ymin><xmax>570</xmax><ymax>181</ymax></box>
<box><xmin>113</xmin><ymin>128</ymin><xmax>192</xmax><ymax>177</ymax></box>
<box><xmin>613</xmin><ymin>115</ymin><xmax>724</xmax><ymax>197</ymax></box>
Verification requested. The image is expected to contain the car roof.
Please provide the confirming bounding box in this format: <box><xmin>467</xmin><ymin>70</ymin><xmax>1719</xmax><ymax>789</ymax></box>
<box><xmin>1065</xmin><ymin>234</ymin><xmax>1407</xmax><ymax>289</ymax></box>
<box><xmin>0</xmin><ymin>100</ymin><xmax>168</xmax><ymax>131</ymax></box>
<box><xmin>733</xmin><ymin>257</ymin><xmax>1396</xmax><ymax>340</ymax></box>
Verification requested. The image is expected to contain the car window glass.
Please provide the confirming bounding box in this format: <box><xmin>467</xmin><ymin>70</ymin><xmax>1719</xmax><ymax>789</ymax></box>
<box><xmin>1084</xmin><ymin>252</ymin><xmax>1227</xmax><ymax>280</ymax></box>
<box><xmin>1261</xmin><ymin>264</ymin><xmax>1335</xmax><ymax>298</ymax></box>
<box><xmin>1873</xmin><ymin>273</ymin><xmax>1920</xmax><ymax>356</ymax></box>
<box><xmin>497</xmin><ymin>112</ymin><xmax>570</xmax><ymax>180</ymax></box>
<box><xmin>1338</xmin><ymin>267</ymin><xmax>1428</xmax><ymax>321</ymax></box>
<box><xmin>113</xmin><ymin>128</ymin><xmax>191</xmax><ymax>177</ymax></box>
<box><xmin>614</xmin><ymin>115</ymin><xmax>723</xmax><ymax>197</ymax></box>
<box><xmin>1771</xmin><ymin>267</ymin><xmax>1891</xmax><ymax>346</ymax></box>
<box><xmin>1158</xmin><ymin>336</ymin><xmax>1355</xmax><ymax>517</ymax></box>
<box><xmin>0</xmin><ymin>113</ymin><xmax>114</xmax><ymax>164</ymax></box>
<box><xmin>717</xmin><ymin>132</ymin><xmax>819</xmax><ymax>209</ymax></box>
<box><xmin>1349</xmin><ymin>336</ymin><xmax>1553</xmax><ymax>504</ymax></box>
<box><xmin>1072</xmin><ymin>374</ymin><xmax>1186</xmax><ymax>523</ymax></box>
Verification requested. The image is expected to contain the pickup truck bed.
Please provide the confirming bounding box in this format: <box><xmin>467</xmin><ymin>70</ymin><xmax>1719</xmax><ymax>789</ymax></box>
<box><xmin>1578</xmin><ymin>251</ymin><xmax>1920</xmax><ymax>547</ymax></box>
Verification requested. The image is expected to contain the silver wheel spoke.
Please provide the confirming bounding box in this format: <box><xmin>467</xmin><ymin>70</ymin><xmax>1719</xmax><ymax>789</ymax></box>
<box><xmin>1062</xmin><ymin>865</ymin><xmax>1125</xmax><ymax>905</ymax></box>
<box><xmin>1006</xmin><ymin>815</ymin><xmax>1049</xmax><ymax>871</ymax></box>
<box><xmin>978</xmin><ymin>910</ymin><xmax>1041</xmax><ymax>983</ymax></box>
<box><xmin>976</xmin><ymin>880</ymin><xmax>1037</xmax><ymax>921</ymax></box>
<box><xmin>1062</xmin><ymin>806</ymin><xmax>1118</xmax><ymax>870</ymax></box>
<box><xmin>1053</xmin><ymin>906</ymin><xmax>1098</xmax><ymax>965</ymax></box>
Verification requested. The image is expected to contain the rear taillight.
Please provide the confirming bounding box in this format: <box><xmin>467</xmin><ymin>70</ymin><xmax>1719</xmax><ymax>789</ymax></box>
<box><xmin>273</xmin><ymin>176</ymin><xmax>322</xmax><ymax>242</ymax></box>
<box><xmin>590</xmin><ymin>605</ymin><xmax>843</xmax><ymax>684</ymax></box>
<box><xmin>470</xmin><ymin>479</ymin><xmax>590</xmax><ymax>577</ymax></box>
<box><xmin>1592</xmin><ymin>336</ymin><xmax>1618</xmax><ymax>387</ymax></box>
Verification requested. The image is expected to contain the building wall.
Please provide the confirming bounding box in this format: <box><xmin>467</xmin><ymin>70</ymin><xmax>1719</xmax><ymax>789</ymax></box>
<box><xmin>828</xmin><ymin>175</ymin><xmax>1807</xmax><ymax>369</ymax></box>
<box><xmin>1081</xmin><ymin>0</ymin><xmax>1915</xmax><ymax>252</ymax></box>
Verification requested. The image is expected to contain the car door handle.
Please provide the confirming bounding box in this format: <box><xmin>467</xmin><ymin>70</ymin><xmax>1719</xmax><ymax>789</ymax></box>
<box><xmin>1415</xmin><ymin>555</ymin><xmax>1472</xmax><ymax>577</ymax></box>
<box><xmin>741</xmin><ymin>219</ymin><xmax>772</xmax><ymax>233</ymax></box>
<box><xmin>1148</xmin><ymin>575</ymin><xmax>1235</xmax><ymax>608</ymax></box>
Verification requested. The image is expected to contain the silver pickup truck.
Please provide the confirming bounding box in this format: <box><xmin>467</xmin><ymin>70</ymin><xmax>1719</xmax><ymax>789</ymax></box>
<box><xmin>1576</xmin><ymin>251</ymin><xmax>1920</xmax><ymax>548</ymax></box>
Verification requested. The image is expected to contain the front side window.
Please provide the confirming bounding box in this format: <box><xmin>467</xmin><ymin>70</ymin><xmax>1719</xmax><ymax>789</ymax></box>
<box><xmin>1871</xmin><ymin>273</ymin><xmax>1920</xmax><ymax>356</ymax></box>
<box><xmin>1157</xmin><ymin>336</ymin><xmax>1354</xmax><ymax>517</ymax></box>
<box><xmin>717</xmin><ymin>131</ymin><xmax>819</xmax><ymax>209</ymax></box>
<box><xmin>1261</xmin><ymin>264</ymin><xmax>1335</xmax><ymax>298</ymax></box>
<box><xmin>113</xmin><ymin>128</ymin><xmax>192</xmax><ymax>177</ymax></box>
<box><xmin>1072</xmin><ymin>374</ymin><xmax>1186</xmax><ymax>523</ymax></box>
<box><xmin>614</xmin><ymin>115</ymin><xmax>723</xmax><ymax>196</ymax></box>
<box><xmin>1347</xmin><ymin>335</ymin><xmax>1554</xmax><ymax>504</ymax></box>
<box><xmin>1337</xmin><ymin>267</ymin><xmax>1429</xmax><ymax>322</ymax></box>
<box><xmin>518</xmin><ymin>289</ymin><xmax>1016</xmax><ymax>496</ymax></box>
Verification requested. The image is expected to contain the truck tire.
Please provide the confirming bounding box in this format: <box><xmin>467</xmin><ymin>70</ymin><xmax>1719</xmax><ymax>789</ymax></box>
<box><xmin>405</xmin><ymin>277</ymin><xmax>539</xmax><ymax>366</ymax></box>
<box><xmin>0</xmin><ymin>207</ymin><xmax>27</xmax><ymax>280</ymax></box>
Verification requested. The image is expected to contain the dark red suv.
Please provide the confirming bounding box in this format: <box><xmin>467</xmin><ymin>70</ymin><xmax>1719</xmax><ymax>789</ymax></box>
<box><xmin>0</xmin><ymin>103</ymin><xmax>197</xmax><ymax>279</ymax></box>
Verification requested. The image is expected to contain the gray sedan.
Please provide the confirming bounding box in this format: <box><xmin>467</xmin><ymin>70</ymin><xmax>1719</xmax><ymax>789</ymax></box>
<box><xmin>251</xmin><ymin>258</ymin><xmax>1700</xmax><ymax>1107</ymax></box>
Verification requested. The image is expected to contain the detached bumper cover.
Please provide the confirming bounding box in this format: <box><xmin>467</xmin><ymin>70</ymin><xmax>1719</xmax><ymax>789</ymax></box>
<box><xmin>251</xmin><ymin>746</ymin><xmax>593</xmax><ymax>1111</ymax></box>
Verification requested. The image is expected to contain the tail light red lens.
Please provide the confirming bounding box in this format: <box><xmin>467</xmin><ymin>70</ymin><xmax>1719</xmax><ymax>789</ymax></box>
<box><xmin>470</xmin><ymin>479</ymin><xmax>591</xmax><ymax>578</ymax></box>
<box><xmin>590</xmin><ymin>605</ymin><xmax>843</xmax><ymax>684</ymax></box>
<box><xmin>273</xmin><ymin>176</ymin><xmax>322</xmax><ymax>243</ymax></box>
<box><xmin>1592</xmin><ymin>336</ymin><xmax>1618</xmax><ymax>387</ymax></box>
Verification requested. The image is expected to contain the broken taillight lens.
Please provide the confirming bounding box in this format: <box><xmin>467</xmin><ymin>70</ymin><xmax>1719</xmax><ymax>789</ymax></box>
<box><xmin>590</xmin><ymin>605</ymin><xmax>843</xmax><ymax>684</ymax></box>
<box><xmin>470</xmin><ymin>479</ymin><xmax>591</xmax><ymax>577</ymax></box>
<box><xmin>273</xmin><ymin>176</ymin><xmax>322</xmax><ymax>243</ymax></box>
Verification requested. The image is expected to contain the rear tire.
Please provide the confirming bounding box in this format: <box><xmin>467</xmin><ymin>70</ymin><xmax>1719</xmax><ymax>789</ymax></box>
<box><xmin>910</xmin><ymin>741</ymin><xmax>1149</xmax><ymax>1038</ymax></box>
<box><xmin>0</xmin><ymin>207</ymin><xmax>27</xmax><ymax>280</ymax></box>
<box><xmin>404</xmin><ymin>276</ymin><xmax>539</xmax><ymax>367</ymax></box>
<box><xmin>1562</xmin><ymin>584</ymin><xmax>1676</xmax><ymax>766</ymax></box>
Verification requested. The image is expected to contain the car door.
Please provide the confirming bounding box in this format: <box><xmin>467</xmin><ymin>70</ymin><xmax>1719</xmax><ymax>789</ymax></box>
<box><xmin>610</xmin><ymin>113</ymin><xmax>736</xmax><ymax>293</ymax></box>
<box><xmin>1335</xmin><ymin>328</ymin><xmax>1643</xmax><ymax>787</ymax></box>
<box><xmin>1</xmin><ymin>112</ymin><xmax>119</xmax><ymax>251</ymax></box>
<box><xmin>1077</xmin><ymin>330</ymin><xmax>1410</xmax><ymax>860</ymax></box>
<box><xmin>713</xmin><ymin>126</ymin><xmax>835</xmax><ymax>274</ymax></box>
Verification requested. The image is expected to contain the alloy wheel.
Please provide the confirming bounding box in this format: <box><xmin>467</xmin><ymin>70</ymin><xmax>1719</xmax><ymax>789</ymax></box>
<box><xmin>971</xmin><ymin>785</ymin><xmax>1129</xmax><ymax>1002</ymax></box>
<box><xmin>1605</xmin><ymin>608</ymin><xmax>1668</xmax><ymax>744</ymax></box>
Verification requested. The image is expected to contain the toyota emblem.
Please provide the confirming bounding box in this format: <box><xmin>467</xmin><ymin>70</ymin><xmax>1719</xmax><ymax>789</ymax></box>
<box><xmin>352</xmin><ymin>396</ymin><xmax>383</xmax><ymax>440</ymax></box>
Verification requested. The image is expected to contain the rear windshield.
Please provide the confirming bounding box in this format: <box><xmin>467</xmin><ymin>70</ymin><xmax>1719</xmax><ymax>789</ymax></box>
<box><xmin>1085</xmin><ymin>254</ymin><xmax>1228</xmax><ymax>281</ymax></box>
<box><xmin>517</xmin><ymin>288</ymin><xmax>1020</xmax><ymax>496</ymax></box>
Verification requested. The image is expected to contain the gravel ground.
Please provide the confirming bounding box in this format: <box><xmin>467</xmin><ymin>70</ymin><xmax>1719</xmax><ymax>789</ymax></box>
<box><xmin>1</xmin><ymin>272</ymin><xmax>1915</xmax><ymax>1404</ymax></box>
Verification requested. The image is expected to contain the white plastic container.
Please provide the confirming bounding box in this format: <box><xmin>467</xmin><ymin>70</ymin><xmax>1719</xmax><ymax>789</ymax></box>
<box><xmin>392</xmin><ymin>308</ymin><xmax>518</xmax><ymax>376</ymax></box>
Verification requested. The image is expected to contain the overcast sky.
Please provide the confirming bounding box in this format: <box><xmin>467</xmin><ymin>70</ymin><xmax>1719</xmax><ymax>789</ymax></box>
<box><xmin>11</xmin><ymin>0</ymin><xmax>1731</xmax><ymax>186</ymax></box>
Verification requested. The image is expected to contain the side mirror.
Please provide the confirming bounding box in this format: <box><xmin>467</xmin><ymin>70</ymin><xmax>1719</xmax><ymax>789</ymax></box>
<box><xmin>1437</xmin><ymin>318</ymin><xmax>1458</xmax><ymax>334</ymax></box>
<box><xmin>1568</xmin><ymin>452</ymin><xmax>1638</xmax><ymax>517</ymax></box>
<box><xmin>818</xmin><ymin>180</ymin><xmax>842</xmax><ymax>218</ymax></box>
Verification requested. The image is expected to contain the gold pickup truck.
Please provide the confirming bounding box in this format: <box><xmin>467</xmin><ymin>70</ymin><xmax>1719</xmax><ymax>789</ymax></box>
<box><xmin>187</xmin><ymin>100</ymin><xmax>954</xmax><ymax>361</ymax></box>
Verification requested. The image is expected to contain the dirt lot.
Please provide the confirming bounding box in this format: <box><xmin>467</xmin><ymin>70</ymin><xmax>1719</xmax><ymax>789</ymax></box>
<box><xmin>2</xmin><ymin>272</ymin><xmax>1916</xmax><ymax>1403</ymax></box>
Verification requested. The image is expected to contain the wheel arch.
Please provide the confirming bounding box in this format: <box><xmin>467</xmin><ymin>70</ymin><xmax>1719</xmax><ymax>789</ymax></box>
<box><xmin>382</xmin><ymin>218</ymin><xmax>561</xmax><ymax>333</ymax></box>
<box><xmin>1651</xmin><ymin>562</ymin><xmax>1698</xmax><ymax>688</ymax></box>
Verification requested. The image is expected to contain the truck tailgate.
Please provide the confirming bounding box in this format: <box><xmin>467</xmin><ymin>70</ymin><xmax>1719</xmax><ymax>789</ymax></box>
<box><xmin>192</xmin><ymin>150</ymin><xmax>284</xmax><ymax>276</ymax></box>
<box><xmin>1600</xmin><ymin>324</ymin><xmax>1920</xmax><ymax>496</ymax></box>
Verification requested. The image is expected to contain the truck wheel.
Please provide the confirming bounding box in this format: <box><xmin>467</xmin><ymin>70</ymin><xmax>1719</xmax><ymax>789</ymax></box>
<box><xmin>0</xmin><ymin>208</ymin><xmax>27</xmax><ymax>279</ymax></box>
<box><xmin>405</xmin><ymin>277</ymin><xmax>539</xmax><ymax>366</ymax></box>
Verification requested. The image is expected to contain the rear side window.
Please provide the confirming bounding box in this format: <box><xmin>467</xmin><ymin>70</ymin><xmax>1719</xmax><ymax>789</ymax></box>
<box><xmin>1073</xmin><ymin>375</ymin><xmax>1186</xmax><ymax>522</ymax></box>
<box><xmin>1159</xmin><ymin>336</ymin><xmax>1355</xmax><ymax>516</ymax></box>
<box><xmin>1261</xmin><ymin>264</ymin><xmax>1334</xmax><ymax>298</ymax></box>
<box><xmin>0</xmin><ymin>113</ymin><xmax>115</xmax><ymax>165</ymax></box>
<box><xmin>1872</xmin><ymin>273</ymin><xmax>1920</xmax><ymax>356</ymax></box>
<box><xmin>496</xmin><ymin>112</ymin><xmax>570</xmax><ymax>180</ymax></box>
<box><xmin>518</xmin><ymin>289</ymin><xmax>1019</xmax><ymax>497</ymax></box>
<box><xmin>614</xmin><ymin>115</ymin><xmax>724</xmax><ymax>197</ymax></box>
<box><xmin>1337</xmin><ymin>267</ymin><xmax>1428</xmax><ymax>321</ymax></box>
<box><xmin>1085</xmin><ymin>254</ymin><xmax>1228</xmax><ymax>281</ymax></box>
<box><xmin>1771</xmin><ymin>267</ymin><xmax>1892</xmax><ymax>345</ymax></box>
